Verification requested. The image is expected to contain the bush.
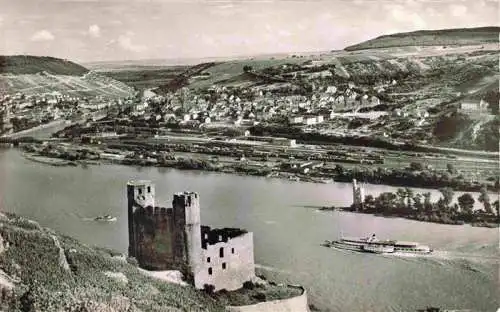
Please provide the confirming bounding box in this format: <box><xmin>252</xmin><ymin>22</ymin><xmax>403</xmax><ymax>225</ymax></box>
<box><xmin>253</xmin><ymin>292</ymin><xmax>266</xmax><ymax>302</ymax></box>
<box><xmin>242</xmin><ymin>281</ymin><xmax>255</xmax><ymax>290</ymax></box>
<box><xmin>203</xmin><ymin>284</ymin><xmax>215</xmax><ymax>295</ymax></box>
<box><xmin>126</xmin><ymin>257</ymin><xmax>139</xmax><ymax>267</ymax></box>
<box><xmin>409</xmin><ymin>161</ymin><xmax>424</xmax><ymax>171</ymax></box>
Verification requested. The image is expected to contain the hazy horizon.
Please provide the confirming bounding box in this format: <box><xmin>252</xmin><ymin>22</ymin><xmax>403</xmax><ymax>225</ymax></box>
<box><xmin>0</xmin><ymin>0</ymin><xmax>498</xmax><ymax>63</ymax></box>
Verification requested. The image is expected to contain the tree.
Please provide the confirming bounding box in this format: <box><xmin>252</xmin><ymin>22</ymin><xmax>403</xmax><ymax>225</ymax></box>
<box><xmin>413</xmin><ymin>193</ymin><xmax>423</xmax><ymax>211</ymax></box>
<box><xmin>243</xmin><ymin>65</ymin><xmax>253</xmax><ymax>73</ymax></box>
<box><xmin>458</xmin><ymin>193</ymin><xmax>475</xmax><ymax>215</ymax></box>
<box><xmin>439</xmin><ymin>187</ymin><xmax>454</xmax><ymax>207</ymax></box>
<box><xmin>396</xmin><ymin>188</ymin><xmax>407</xmax><ymax>208</ymax></box>
<box><xmin>484</xmin><ymin>90</ymin><xmax>499</xmax><ymax>115</ymax></box>
<box><xmin>334</xmin><ymin>164</ymin><xmax>345</xmax><ymax>176</ymax></box>
<box><xmin>405</xmin><ymin>187</ymin><xmax>414</xmax><ymax>208</ymax></box>
<box><xmin>478</xmin><ymin>185</ymin><xmax>492</xmax><ymax>213</ymax></box>
<box><xmin>375</xmin><ymin>192</ymin><xmax>397</xmax><ymax>213</ymax></box>
<box><xmin>446</xmin><ymin>163</ymin><xmax>457</xmax><ymax>175</ymax></box>
<box><xmin>409</xmin><ymin>161</ymin><xmax>424</xmax><ymax>171</ymax></box>
<box><xmin>364</xmin><ymin>194</ymin><xmax>375</xmax><ymax>209</ymax></box>
<box><xmin>493</xmin><ymin>200</ymin><xmax>499</xmax><ymax>216</ymax></box>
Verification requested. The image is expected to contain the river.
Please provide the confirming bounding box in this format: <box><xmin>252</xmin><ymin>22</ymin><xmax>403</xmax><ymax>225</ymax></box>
<box><xmin>0</xmin><ymin>148</ymin><xmax>498</xmax><ymax>312</ymax></box>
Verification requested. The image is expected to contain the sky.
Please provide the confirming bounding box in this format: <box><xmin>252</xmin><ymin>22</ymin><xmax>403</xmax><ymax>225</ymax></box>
<box><xmin>0</xmin><ymin>0</ymin><xmax>498</xmax><ymax>63</ymax></box>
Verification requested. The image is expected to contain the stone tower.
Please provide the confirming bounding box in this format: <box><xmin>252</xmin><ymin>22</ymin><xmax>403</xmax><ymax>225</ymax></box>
<box><xmin>352</xmin><ymin>179</ymin><xmax>364</xmax><ymax>210</ymax></box>
<box><xmin>172</xmin><ymin>192</ymin><xmax>202</xmax><ymax>281</ymax></box>
<box><xmin>127</xmin><ymin>180</ymin><xmax>155</xmax><ymax>258</ymax></box>
<box><xmin>1</xmin><ymin>105</ymin><xmax>13</xmax><ymax>134</ymax></box>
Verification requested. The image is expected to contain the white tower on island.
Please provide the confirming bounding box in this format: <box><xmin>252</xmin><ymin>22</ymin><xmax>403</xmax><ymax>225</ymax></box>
<box><xmin>352</xmin><ymin>179</ymin><xmax>365</xmax><ymax>209</ymax></box>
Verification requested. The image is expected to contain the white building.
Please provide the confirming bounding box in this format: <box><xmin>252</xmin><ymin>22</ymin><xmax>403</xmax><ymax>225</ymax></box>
<box><xmin>326</xmin><ymin>86</ymin><xmax>337</xmax><ymax>94</ymax></box>
<box><xmin>289</xmin><ymin>116</ymin><xmax>304</xmax><ymax>124</ymax></box>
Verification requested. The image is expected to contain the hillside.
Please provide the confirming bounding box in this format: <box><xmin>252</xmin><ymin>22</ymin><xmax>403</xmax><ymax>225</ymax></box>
<box><xmin>0</xmin><ymin>55</ymin><xmax>89</xmax><ymax>76</ymax></box>
<box><xmin>0</xmin><ymin>212</ymin><xmax>225</xmax><ymax>311</ymax></box>
<box><xmin>344</xmin><ymin>27</ymin><xmax>500</xmax><ymax>51</ymax></box>
<box><xmin>83</xmin><ymin>26</ymin><xmax>498</xmax><ymax>151</ymax></box>
<box><xmin>0</xmin><ymin>56</ymin><xmax>135</xmax><ymax>99</ymax></box>
<box><xmin>0</xmin><ymin>212</ymin><xmax>307</xmax><ymax>312</ymax></box>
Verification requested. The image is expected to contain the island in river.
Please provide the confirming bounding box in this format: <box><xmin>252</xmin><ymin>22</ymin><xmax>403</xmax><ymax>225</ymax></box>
<box><xmin>1</xmin><ymin>147</ymin><xmax>498</xmax><ymax>312</ymax></box>
<box><xmin>15</xmin><ymin>141</ymin><xmax>500</xmax><ymax>229</ymax></box>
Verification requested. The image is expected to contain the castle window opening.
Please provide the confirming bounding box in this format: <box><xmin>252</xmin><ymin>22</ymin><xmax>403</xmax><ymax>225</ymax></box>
<box><xmin>219</xmin><ymin>247</ymin><xmax>224</xmax><ymax>258</ymax></box>
<box><xmin>207</xmin><ymin>257</ymin><xmax>211</xmax><ymax>263</ymax></box>
<box><xmin>222</xmin><ymin>262</ymin><xmax>227</xmax><ymax>270</ymax></box>
<box><xmin>147</xmin><ymin>186</ymin><xmax>151</xmax><ymax>193</ymax></box>
<box><xmin>231</xmin><ymin>248</ymin><xmax>234</xmax><ymax>254</ymax></box>
<box><xmin>208</xmin><ymin>268</ymin><xmax>212</xmax><ymax>275</ymax></box>
<box><xmin>138</xmin><ymin>188</ymin><xmax>142</xmax><ymax>195</ymax></box>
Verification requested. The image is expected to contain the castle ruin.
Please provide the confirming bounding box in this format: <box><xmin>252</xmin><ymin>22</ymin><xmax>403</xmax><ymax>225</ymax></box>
<box><xmin>127</xmin><ymin>180</ymin><xmax>255</xmax><ymax>291</ymax></box>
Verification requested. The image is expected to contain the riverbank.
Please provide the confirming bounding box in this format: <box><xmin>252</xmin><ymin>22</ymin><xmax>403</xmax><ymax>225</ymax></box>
<box><xmin>2</xmin><ymin>147</ymin><xmax>497</xmax><ymax>312</ymax></box>
<box><xmin>20</xmin><ymin>141</ymin><xmax>499</xmax><ymax>193</ymax></box>
<box><xmin>21</xmin><ymin>150</ymin><xmax>499</xmax><ymax>229</ymax></box>
<box><xmin>22</xmin><ymin>152</ymin><xmax>78</xmax><ymax>167</ymax></box>
<box><xmin>0</xmin><ymin>212</ymin><xmax>310</xmax><ymax>312</ymax></box>
<box><xmin>317</xmin><ymin>198</ymin><xmax>499</xmax><ymax>228</ymax></box>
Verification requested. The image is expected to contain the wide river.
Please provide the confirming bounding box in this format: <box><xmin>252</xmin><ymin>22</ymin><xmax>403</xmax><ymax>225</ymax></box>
<box><xmin>0</xmin><ymin>148</ymin><xmax>498</xmax><ymax>312</ymax></box>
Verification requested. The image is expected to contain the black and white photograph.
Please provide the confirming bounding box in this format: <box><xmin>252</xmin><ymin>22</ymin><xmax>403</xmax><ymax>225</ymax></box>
<box><xmin>0</xmin><ymin>0</ymin><xmax>499</xmax><ymax>311</ymax></box>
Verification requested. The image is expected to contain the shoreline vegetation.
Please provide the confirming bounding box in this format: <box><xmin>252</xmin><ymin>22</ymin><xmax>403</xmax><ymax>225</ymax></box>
<box><xmin>20</xmin><ymin>141</ymin><xmax>499</xmax><ymax>193</ymax></box>
<box><xmin>319</xmin><ymin>186</ymin><xmax>499</xmax><ymax>228</ymax></box>
<box><xmin>18</xmin><ymin>147</ymin><xmax>499</xmax><ymax>228</ymax></box>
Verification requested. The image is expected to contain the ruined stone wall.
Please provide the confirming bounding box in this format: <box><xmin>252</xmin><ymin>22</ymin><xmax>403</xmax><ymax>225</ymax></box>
<box><xmin>194</xmin><ymin>232</ymin><xmax>255</xmax><ymax>291</ymax></box>
<box><xmin>131</xmin><ymin>206</ymin><xmax>179</xmax><ymax>270</ymax></box>
<box><xmin>127</xmin><ymin>182</ymin><xmax>155</xmax><ymax>258</ymax></box>
<box><xmin>127</xmin><ymin>183</ymin><xmax>256</xmax><ymax>292</ymax></box>
<box><xmin>128</xmin><ymin>190</ymin><xmax>204</xmax><ymax>276</ymax></box>
<box><xmin>225</xmin><ymin>287</ymin><xmax>309</xmax><ymax>312</ymax></box>
<box><xmin>172</xmin><ymin>192</ymin><xmax>202</xmax><ymax>277</ymax></box>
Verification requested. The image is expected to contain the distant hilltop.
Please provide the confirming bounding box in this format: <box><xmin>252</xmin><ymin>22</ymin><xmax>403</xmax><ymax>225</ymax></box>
<box><xmin>0</xmin><ymin>55</ymin><xmax>134</xmax><ymax>99</ymax></box>
<box><xmin>0</xmin><ymin>55</ymin><xmax>89</xmax><ymax>75</ymax></box>
<box><xmin>344</xmin><ymin>26</ymin><xmax>500</xmax><ymax>51</ymax></box>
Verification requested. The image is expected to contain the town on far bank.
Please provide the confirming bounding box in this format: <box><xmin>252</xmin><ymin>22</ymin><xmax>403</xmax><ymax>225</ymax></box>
<box><xmin>0</xmin><ymin>41</ymin><xmax>499</xmax><ymax>228</ymax></box>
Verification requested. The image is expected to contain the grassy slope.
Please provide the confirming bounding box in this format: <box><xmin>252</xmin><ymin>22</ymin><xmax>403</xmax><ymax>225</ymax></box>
<box><xmin>0</xmin><ymin>212</ymin><xmax>225</xmax><ymax>312</ymax></box>
<box><xmin>0</xmin><ymin>55</ymin><xmax>135</xmax><ymax>98</ymax></box>
<box><xmin>100</xmin><ymin>66</ymin><xmax>189</xmax><ymax>90</ymax></box>
<box><xmin>0</xmin><ymin>55</ymin><xmax>89</xmax><ymax>76</ymax></box>
<box><xmin>344</xmin><ymin>27</ymin><xmax>500</xmax><ymax>51</ymax></box>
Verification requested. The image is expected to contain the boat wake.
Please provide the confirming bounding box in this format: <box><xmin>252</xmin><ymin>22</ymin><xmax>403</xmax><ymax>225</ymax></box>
<box><xmin>323</xmin><ymin>241</ymin><xmax>497</xmax><ymax>275</ymax></box>
<box><xmin>255</xmin><ymin>264</ymin><xmax>291</xmax><ymax>274</ymax></box>
<box><xmin>81</xmin><ymin>216</ymin><xmax>117</xmax><ymax>222</ymax></box>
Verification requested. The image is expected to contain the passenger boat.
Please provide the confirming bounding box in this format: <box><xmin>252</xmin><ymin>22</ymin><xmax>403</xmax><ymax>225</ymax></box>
<box><xmin>324</xmin><ymin>233</ymin><xmax>432</xmax><ymax>254</ymax></box>
<box><xmin>94</xmin><ymin>215</ymin><xmax>117</xmax><ymax>222</ymax></box>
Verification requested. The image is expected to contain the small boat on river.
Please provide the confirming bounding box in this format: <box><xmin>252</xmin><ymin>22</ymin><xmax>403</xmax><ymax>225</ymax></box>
<box><xmin>94</xmin><ymin>215</ymin><xmax>117</xmax><ymax>222</ymax></box>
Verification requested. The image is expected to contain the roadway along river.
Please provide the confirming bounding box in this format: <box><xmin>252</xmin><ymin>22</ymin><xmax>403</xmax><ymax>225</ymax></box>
<box><xmin>0</xmin><ymin>148</ymin><xmax>498</xmax><ymax>312</ymax></box>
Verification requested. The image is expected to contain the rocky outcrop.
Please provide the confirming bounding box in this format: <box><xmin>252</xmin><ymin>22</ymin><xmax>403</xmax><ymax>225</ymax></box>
<box><xmin>103</xmin><ymin>271</ymin><xmax>128</xmax><ymax>284</ymax></box>
<box><xmin>138</xmin><ymin>268</ymin><xmax>188</xmax><ymax>286</ymax></box>
<box><xmin>0</xmin><ymin>270</ymin><xmax>15</xmax><ymax>301</ymax></box>
<box><xmin>0</xmin><ymin>233</ymin><xmax>8</xmax><ymax>254</ymax></box>
<box><xmin>51</xmin><ymin>234</ymin><xmax>71</xmax><ymax>272</ymax></box>
<box><xmin>225</xmin><ymin>286</ymin><xmax>309</xmax><ymax>312</ymax></box>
